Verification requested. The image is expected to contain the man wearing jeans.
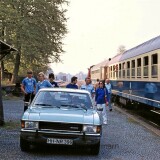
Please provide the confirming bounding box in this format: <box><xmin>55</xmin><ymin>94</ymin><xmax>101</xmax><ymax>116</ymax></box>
<box><xmin>105</xmin><ymin>78</ymin><xmax>112</xmax><ymax>111</ymax></box>
<box><xmin>21</xmin><ymin>70</ymin><xmax>37</xmax><ymax>112</ymax></box>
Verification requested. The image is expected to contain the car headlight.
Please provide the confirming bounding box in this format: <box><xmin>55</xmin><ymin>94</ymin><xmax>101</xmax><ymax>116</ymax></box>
<box><xmin>21</xmin><ymin>121</ymin><xmax>39</xmax><ymax>129</ymax></box>
<box><xmin>83</xmin><ymin>125</ymin><xmax>101</xmax><ymax>133</ymax></box>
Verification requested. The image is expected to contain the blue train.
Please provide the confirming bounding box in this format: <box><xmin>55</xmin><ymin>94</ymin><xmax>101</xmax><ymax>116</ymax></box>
<box><xmin>90</xmin><ymin>35</ymin><xmax>160</xmax><ymax>110</ymax></box>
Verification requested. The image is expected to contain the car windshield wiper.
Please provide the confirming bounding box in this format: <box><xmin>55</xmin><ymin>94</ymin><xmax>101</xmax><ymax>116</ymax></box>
<box><xmin>60</xmin><ymin>104</ymin><xmax>87</xmax><ymax>111</ymax></box>
<box><xmin>34</xmin><ymin>104</ymin><xmax>61</xmax><ymax>108</ymax></box>
<box><xmin>80</xmin><ymin>105</ymin><xmax>88</xmax><ymax>111</ymax></box>
<box><xmin>34</xmin><ymin>103</ymin><xmax>52</xmax><ymax>106</ymax></box>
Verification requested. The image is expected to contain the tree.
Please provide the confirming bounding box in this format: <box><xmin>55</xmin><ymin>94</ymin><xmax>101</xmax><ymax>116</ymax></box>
<box><xmin>117</xmin><ymin>45</ymin><xmax>126</xmax><ymax>55</ymax></box>
<box><xmin>0</xmin><ymin>0</ymin><xmax>68</xmax><ymax>82</ymax></box>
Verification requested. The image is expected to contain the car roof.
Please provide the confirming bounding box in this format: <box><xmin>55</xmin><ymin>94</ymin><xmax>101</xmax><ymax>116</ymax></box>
<box><xmin>38</xmin><ymin>88</ymin><xmax>91</xmax><ymax>94</ymax></box>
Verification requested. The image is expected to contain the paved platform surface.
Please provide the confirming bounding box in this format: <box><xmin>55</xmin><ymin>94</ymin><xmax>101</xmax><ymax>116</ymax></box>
<box><xmin>0</xmin><ymin>100</ymin><xmax>159</xmax><ymax>160</ymax></box>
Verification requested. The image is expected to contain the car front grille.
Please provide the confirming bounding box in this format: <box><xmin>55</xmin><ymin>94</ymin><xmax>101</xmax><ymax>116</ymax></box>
<box><xmin>39</xmin><ymin>122</ymin><xmax>83</xmax><ymax>132</ymax></box>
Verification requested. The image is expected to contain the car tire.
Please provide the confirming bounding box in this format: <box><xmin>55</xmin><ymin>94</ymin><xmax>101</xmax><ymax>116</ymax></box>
<box><xmin>90</xmin><ymin>142</ymin><xmax>100</xmax><ymax>155</ymax></box>
<box><xmin>20</xmin><ymin>137</ymin><xmax>30</xmax><ymax>152</ymax></box>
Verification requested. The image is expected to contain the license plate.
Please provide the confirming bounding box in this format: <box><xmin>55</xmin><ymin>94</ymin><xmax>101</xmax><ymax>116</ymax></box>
<box><xmin>47</xmin><ymin>138</ymin><xmax>73</xmax><ymax>145</ymax></box>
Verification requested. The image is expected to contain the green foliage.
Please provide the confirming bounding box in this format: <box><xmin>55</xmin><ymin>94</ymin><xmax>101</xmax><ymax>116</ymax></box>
<box><xmin>1</xmin><ymin>90</ymin><xmax>6</xmax><ymax>97</ymax></box>
<box><xmin>0</xmin><ymin>0</ymin><xmax>68</xmax><ymax>77</ymax></box>
<box><xmin>2</xmin><ymin>120</ymin><xmax>20</xmax><ymax>130</ymax></box>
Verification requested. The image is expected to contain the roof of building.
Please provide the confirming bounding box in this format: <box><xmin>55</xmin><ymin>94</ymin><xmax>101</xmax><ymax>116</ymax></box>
<box><xmin>0</xmin><ymin>40</ymin><xmax>17</xmax><ymax>53</ymax></box>
<box><xmin>91</xmin><ymin>59</ymin><xmax>109</xmax><ymax>71</ymax></box>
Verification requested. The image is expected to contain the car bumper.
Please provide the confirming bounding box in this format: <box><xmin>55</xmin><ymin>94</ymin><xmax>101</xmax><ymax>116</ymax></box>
<box><xmin>20</xmin><ymin>129</ymin><xmax>101</xmax><ymax>146</ymax></box>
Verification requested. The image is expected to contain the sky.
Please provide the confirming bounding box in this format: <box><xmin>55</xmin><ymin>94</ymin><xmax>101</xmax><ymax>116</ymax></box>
<box><xmin>51</xmin><ymin>0</ymin><xmax>160</xmax><ymax>75</ymax></box>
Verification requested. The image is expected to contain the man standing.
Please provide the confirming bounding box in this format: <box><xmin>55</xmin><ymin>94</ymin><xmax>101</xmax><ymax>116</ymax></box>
<box><xmin>94</xmin><ymin>78</ymin><xmax>100</xmax><ymax>91</ymax></box>
<box><xmin>66</xmin><ymin>76</ymin><xmax>78</xmax><ymax>89</ymax></box>
<box><xmin>48</xmin><ymin>73</ymin><xmax>59</xmax><ymax>87</ymax></box>
<box><xmin>36</xmin><ymin>72</ymin><xmax>53</xmax><ymax>93</ymax></box>
<box><xmin>80</xmin><ymin>77</ymin><xmax>95</xmax><ymax>98</ymax></box>
<box><xmin>105</xmin><ymin>78</ymin><xmax>112</xmax><ymax>111</ymax></box>
<box><xmin>21</xmin><ymin>70</ymin><xmax>37</xmax><ymax>112</ymax></box>
<box><xmin>95</xmin><ymin>80</ymin><xmax>109</xmax><ymax>124</ymax></box>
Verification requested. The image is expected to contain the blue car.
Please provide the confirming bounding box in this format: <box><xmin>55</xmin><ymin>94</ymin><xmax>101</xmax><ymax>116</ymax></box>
<box><xmin>20</xmin><ymin>88</ymin><xmax>102</xmax><ymax>154</ymax></box>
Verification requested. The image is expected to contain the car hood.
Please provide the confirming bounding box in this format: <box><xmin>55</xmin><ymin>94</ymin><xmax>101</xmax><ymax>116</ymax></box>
<box><xmin>22</xmin><ymin>107</ymin><xmax>100</xmax><ymax>125</ymax></box>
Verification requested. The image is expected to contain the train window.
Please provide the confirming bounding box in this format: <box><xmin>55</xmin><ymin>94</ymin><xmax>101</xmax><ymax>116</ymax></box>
<box><xmin>137</xmin><ymin>58</ymin><xmax>141</xmax><ymax>78</ymax></box>
<box><xmin>122</xmin><ymin>62</ymin><xmax>125</xmax><ymax>69</ymax></box>
<box><xmin>113</xmin><ymin>65</ymin><xmax>115</xmax><ymax>79</ymax></box>
<box><xmin>132</xmin><ymin>60</ymin><xmax>135</xmax><ymax>68</ymax></box>
<box><xmin>122</xmin><ymin>62</ymin><xmax>125</xmax><ymax>78</ymax></box>
<box><xmin>119</xmin><ymin>64</ymin><xmax>121</xmax><ymax>78</ymax></box>
<box><xmin>143</xmin><ymin>56</ymin><xmax>148</xmax><ymax>78</ymax></box>
<box><xmin>112</xmin><ymin>66</ymin><xmax>114</xmax><ymax>78</ymax></box>
<box><xmin>116</xmin><ymin>70</ymin><xmax>118</xmax><ymax>78</ymax></box>
<box><xmin>127</xmin><ymin>61</ymin><xmax>130</xmax><ymax>68</ymax></box>
<box><xmin>151</xmin><ymin>54</ymin><xmax>158</xmax><ymax>78</ymax></box>
<box><xmin>115</xmin><ymin>64</ymin><xmax>118</xmax><ymax>78</ymax></box>
<box><xmin>127</xmin><ymin>61</ymin><xmax>130</xmax><ymax>78</ymax></box>
<box><xmin>131</xmin><ymin>60</ymin><xmax>135</xmax><ymax>78</ymax></box>
<box><xmin>111</xmin><ymin>66</ymin><xmax>113</xmax><ymax>78</ymax></box>
<box><xmin>143</xmin><ymin>56</ymin><xmax>148</xmax><ymax>66</ymax></box>
<box><xmin>109</xmin><ymin>66</ymin><xmax>112</xmax><ymax>78</ymax></box>
<box><xmin>152</xmin><ymin>54</ymin><xmax>157</xmax><ymax>64</ymax></box>
<box><xmin>137</xmin><ymin>58</ymin><xmax>141</xmax><ymax>67</ymax></box>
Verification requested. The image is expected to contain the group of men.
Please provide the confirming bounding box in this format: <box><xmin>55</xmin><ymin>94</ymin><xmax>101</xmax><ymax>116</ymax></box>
<box><xmin>66</xmin><ymin>76</ymin><xmax>112</xmax><ymax>112</ymax></box>
<box><xmin>66</xmin><ymin>76</ymin><xmax>95</xmax><ymax>96</ymax></box>
<box><xmin>66</xmin><ymin>76</ymin><xmax>112</xmax><ymax>125</ymax></box>
<box><xmin>21</xmin><ymin>70</ymin><xmax>59</xmax><ymax>111</ymax></box>
<box><xmin>21</xmin><ymin>70</ymin><xmax>112</xmax><ymax>113</ymax></box>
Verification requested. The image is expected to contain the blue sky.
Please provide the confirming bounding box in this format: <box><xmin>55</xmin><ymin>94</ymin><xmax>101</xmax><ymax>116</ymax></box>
<box><xmin>51</xmin><ymin>0</ymin><xmax>160</xmax><ymax>74</ymax></box>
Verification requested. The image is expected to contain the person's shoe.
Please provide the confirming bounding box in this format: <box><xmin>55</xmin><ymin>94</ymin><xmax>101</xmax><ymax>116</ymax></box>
<box><xmin>103</xmin><ymin>121</ymin><xmax>107</xmax><ymax>125</ymax></box>
<box><xmin>109</xmin><ymin>109</ymin><xmax>112</xmax><ymax>111</ymax></box>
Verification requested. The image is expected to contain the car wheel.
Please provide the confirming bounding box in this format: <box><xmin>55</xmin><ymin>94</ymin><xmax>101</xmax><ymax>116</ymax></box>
<box><xmin>90</xmin><ymin>142</ymin><xmax>100</xmax><ymax>155</ymax></box>
<box><xmin>20</xmin><ymin>137</ymin><xmax>30</xmax><ymax>152</ymax></box>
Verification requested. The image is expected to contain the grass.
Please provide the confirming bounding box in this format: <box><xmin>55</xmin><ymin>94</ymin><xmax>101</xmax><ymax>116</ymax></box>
<box><xmin>1</xmin><ymin>80</ymin><xmax>22</xmax><ymax>100</ymax></box>
<box><xmin>2</xmin><ymin>94</ymin><xmax>22</xmax><ymax>100</ymax></box>
<box><xmin>1</xmin><ymin>120</ymin><xmax>21</xmax><ymax>130</ymax></box>
<box><xmin>127</xmin><ymin>117</ymin><xmax>139</xmax><ymax>124</ymax></box>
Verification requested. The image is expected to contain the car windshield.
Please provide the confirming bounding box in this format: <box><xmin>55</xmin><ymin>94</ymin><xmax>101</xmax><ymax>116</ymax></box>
<box><xmin>32</xmin><ymin>90</ymin><xmax>93</xmax><ymax>109</ymax></box>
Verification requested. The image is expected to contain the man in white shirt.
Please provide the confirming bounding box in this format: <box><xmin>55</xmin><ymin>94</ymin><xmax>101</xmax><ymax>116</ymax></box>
<box><xmin>80</xmin><ymin>77</ymin><xmax>95</xmax><ymax>98</ymax></box>
<box><xmin>105</xmin><ymin>78</ymin><xmax>112</xmax><ymax>111</ymax></box>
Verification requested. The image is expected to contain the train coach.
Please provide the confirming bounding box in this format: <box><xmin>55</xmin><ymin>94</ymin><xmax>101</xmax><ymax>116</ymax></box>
<box><xmin>90</xmin><ymin>35</ymin><xmax>160</xmax><ymax>110</ymax></box>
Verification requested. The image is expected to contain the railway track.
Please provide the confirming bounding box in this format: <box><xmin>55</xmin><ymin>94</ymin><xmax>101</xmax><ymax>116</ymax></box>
<box><xmin>115</xmin><ymin>103</ymin><xmax>160</xmax><ymax>132</ymax></box>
